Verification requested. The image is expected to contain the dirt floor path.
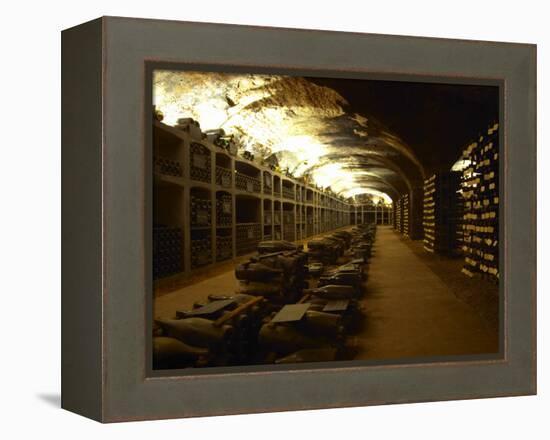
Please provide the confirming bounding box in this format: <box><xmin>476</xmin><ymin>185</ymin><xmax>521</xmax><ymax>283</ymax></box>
<box><xmin>353</xmin><ymin>226</ymin><xmax>499</xmax><ymax>360</ymax></box>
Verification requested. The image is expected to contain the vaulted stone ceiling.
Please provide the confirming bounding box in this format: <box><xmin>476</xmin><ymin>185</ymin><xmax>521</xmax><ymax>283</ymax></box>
<box><xmin>153</xmin><ymin>70</ymin><xmax>498</xmax><ymax>203</ymax></box>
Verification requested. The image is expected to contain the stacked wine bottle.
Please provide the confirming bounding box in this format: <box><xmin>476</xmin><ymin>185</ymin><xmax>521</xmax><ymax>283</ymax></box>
<box><xmin>154</xmin><ymin>156</ymin><xmax>183</xmax><ymax>177</ymax></box>
<box><xmin>191</xmin><ymin>233</ymin><xmax>212</xmax><ymax>268</ymax></box>
<box><xmin>190</xmin><ymin>142</ymin><xmax>211</xmax><ymax>183</ymax></box>
<box><xmin>235</xmin><ymin>171</ymin><xmax>261</xmax><ymax>193</ymax></box>
<box><xmin>153</xmin><ymin>225</ymin><xmax>182</xmax><ymax>279</ymax></box>
<box><xmin>191</xmin><ymin>195</ymin><xmax>212</xmax><ymax>227</ymax></box>
<box><xmin>216</xmin><ymin>193</ymin><xmax>232</xmax><ymax>227</ymax></box>
<box><xmin>454</xmin><ymin>185</ymin><xmax>466</xmax><ymax>255</ymax></box>
<box><xmin>422</xmin><ymin>171</ymin><xmax>462</xmax><ymax>254</ymax></box>
<box><xmin>423</xmin><ymin>175</ymin><xmax>436</xmax><ymax>251</ymax></box>
<box><xmin>215</xmin><ymin>234</ymin><xmax>233</xmax><ymax>262</ymax></box>
<box><xmin>402</xmin><ymin>194</ymin><xmax>410</xmax><ymax>237</ymax></box>
<box><xmin>215</xmin><ymin>165</ymin><xmax>232</xmax><ymax>188</ymax></box>
<box><xmin>191</xmin><ymin>194</ymin><xmax>213</xmax><ymax>268</ymax></box>
<box><xmin>395</xmin><ymin>197</ymin><xmax>402</xmax><ymax>232</ymax></box>
<box><xmin>461</xmin><ymin>122</ymin><xmax>499</xmax><ymax>282</ymax></box>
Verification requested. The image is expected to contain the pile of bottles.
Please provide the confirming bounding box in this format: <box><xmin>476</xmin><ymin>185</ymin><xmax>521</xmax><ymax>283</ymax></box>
<box><xmin>349</xmin><ymin>223</ymin><xmax>377</xmax><ymax>260</ymax></box>
<box><xmin>257</xmin><ymin>227</ymin><xmax>375</xmax><ymax>363</ymax></box>
<box><xmin>307</xmin><ymin>238</ymin><xmax>340</xmax><ymax>264</ymax></box>
<box><xmin>154</xmin><ymin>293</ymin><xmax>269</xmax><ymax>369</ymax></box>
<box><xmin>154</xmin><ymin>224</ymin><xmax>377</xmax><ymax>368</ymax></box>
<box><xmin>235</xmin><ymin>248</ymin><xmax>308</xmax><ymax>304</ymax></box>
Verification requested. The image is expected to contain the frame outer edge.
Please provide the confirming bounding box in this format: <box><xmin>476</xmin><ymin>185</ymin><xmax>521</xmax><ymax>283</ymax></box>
<box><xmin>61</xmin><ymin>17</ymin><xmax>104</xmax><ymax>421</ymax></box>
<box><xmin>530</xmin><ymin>43</ymin><xmax>537</xmax><ymax>396</ymax></box>
<box><xmin>99</xmin><ymin>17</ymin><xmax>537</xmax><ymax>422</ymax></box>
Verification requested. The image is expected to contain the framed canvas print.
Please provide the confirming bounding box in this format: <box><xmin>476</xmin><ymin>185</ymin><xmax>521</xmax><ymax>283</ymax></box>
<box><xmin>61</xmin><ymin>16</ymin><xmax>536</xmax><ymax>422</ymax></box>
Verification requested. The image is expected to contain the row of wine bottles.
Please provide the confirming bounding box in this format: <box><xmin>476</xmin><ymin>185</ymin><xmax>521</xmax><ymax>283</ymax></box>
<box><xmin>216</xmin><ymin>194</ymin><xmax>232</xmax><ymax>227</ymax></box>
<box><xmin>402</xmin><ymin>194</ymin><xmax>410</xmax><ymax>237</ymax></box>
<box><xmin>235</xmin><ymin>171</ymin><xmax>261</xmax><ymax>193</ymax></box>
<box><xmin>215</xmin><ymin>235</ymin><xmax>233</xmax><ymax>261</ymax></box>
<box><xmin>460</xmin><ymin>122</ymin><xmax>499</xmax><ymax>282</ymax></box>
<box><xmin>282</xmin><ymin>186</ymin><xmax>295</xmax><ymax>200</ymax></box>
<box><xmin>215</xmin><ymin>165</ymin><xmax>232</xmax><ymax>188</ymax></box>
<box><xmin>422</xmin><ymin>172</ymin><xmax>462</xmax><ymax>254</ymax></box>
<box><xmin>154</xmin><ymin>156</ymin><xmax>183</xmax><ymax>178</ymax></box>
<box><xmin>191</xmin><ymin>234</ymin><xmax>213</xmax><ymax>268</ymax></box>
<box><xmin>153</xmin><ymin>225</ymin><xmax>183</xmax><ymax>279</ymax></box>
<box><xmin>191</xmin><ymin>195</ymin><xmax>212</xmax><ymax>227</ymax></box>
<box><xmin>190</xmin><ymin>142</ymin><xmax>211</xmax><ymax>183</ymax></box>
<box><xmin>395</xmin><ymin>197</ymin><xmax>403</xmax><ymax>233</ymax></box>
<box><xmin>236</xmin><ymin>224</ymin><xmax>262</xmax><ymax>256</ymax></box>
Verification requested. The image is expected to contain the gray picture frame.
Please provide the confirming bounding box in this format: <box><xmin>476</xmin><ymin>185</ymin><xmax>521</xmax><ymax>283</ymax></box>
<box><xmin>61</xmin><ymin>16</ymin><xmax>536</xmax><ymax>422</ymax></box>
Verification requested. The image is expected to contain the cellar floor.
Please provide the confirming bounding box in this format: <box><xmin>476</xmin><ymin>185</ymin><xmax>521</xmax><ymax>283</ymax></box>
<box><xmin>154</xmin><ymin>226</ymin><xmax>500</xmax><ymax>361</ymax></box>
<box><xmin>351</xmin><ymin>226</ymin><xmax>499</xmax><ymax>360</ymax></box>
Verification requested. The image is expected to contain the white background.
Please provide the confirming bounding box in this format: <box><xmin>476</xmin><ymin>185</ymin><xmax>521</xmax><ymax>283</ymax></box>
<box><xmin>0</xmin><ymin>0</ymin><xmax>547</xmax><ymax>437</ymax></box>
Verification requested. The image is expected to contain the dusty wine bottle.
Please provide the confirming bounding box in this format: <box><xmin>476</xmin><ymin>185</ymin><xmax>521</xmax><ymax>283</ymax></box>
<box><xmin>304</xmin><ymin>285</ymin><xmax>356</xmax><ymax>300</ymax></box>
<box><xmin>155</xmin><ymin>318</ymin><xmax>233</xmax><ymax>348</ymax></box>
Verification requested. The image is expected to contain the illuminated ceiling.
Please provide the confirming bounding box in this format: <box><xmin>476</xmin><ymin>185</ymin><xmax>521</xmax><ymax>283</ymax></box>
<box><xmin>153</xmin><ymin>70</ymin><xmax>428</xmax><ymax>203</ymax></box>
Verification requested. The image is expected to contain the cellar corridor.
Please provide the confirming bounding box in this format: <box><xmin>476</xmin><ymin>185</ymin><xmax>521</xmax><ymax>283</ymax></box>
<box><xmin>151</xmin><ymin>72</ymin><xmax>501</xmax><ymax>369</ymax></box>
<box><xmin>155</xmin><ymin>226</ymin><xmax>499</xmax><ymax>362</ymax></box>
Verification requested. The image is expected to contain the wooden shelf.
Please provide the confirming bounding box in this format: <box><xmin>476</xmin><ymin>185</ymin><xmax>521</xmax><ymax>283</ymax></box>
<box><xmin>154</xmin><ymin>173</ymin><xmax>185</xmax><ymax>188</ymax></box>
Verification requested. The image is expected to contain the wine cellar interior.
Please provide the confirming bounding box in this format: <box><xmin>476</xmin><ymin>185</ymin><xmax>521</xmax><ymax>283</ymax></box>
<box><xmin>152</xmin><ymin>72</ymin><xmax>501</xmax><ymax>370</ymax></box>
